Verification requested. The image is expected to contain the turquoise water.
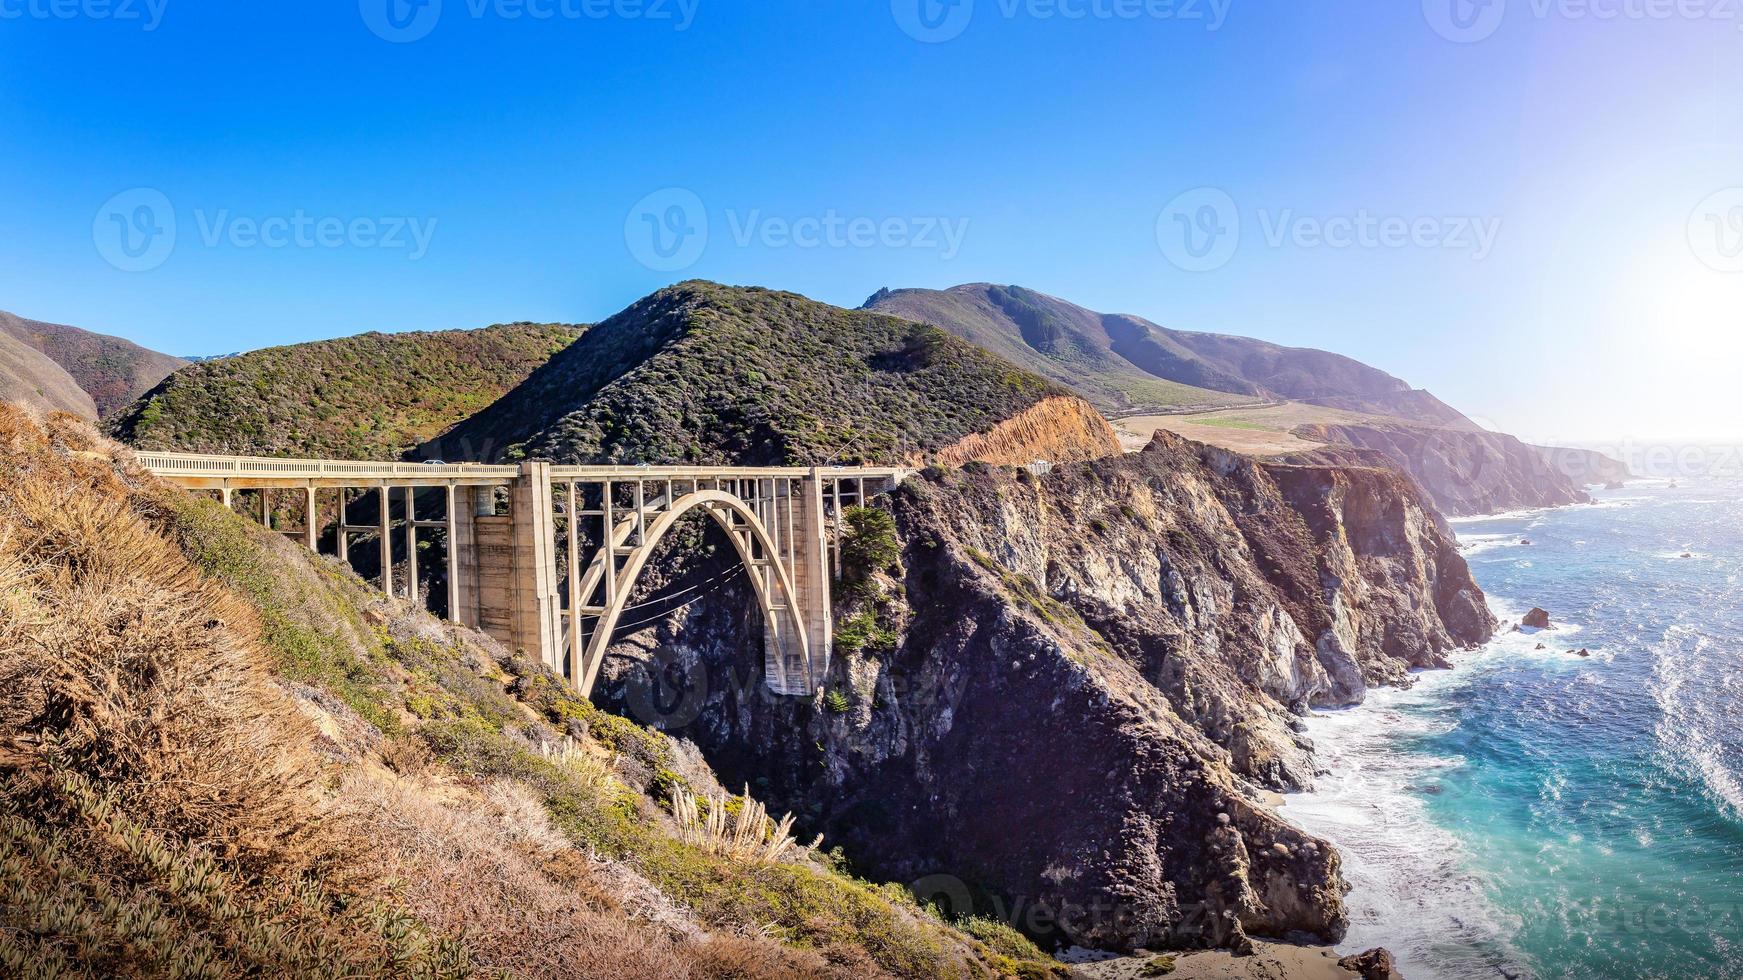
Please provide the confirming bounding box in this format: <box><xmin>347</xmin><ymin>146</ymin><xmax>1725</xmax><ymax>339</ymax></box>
<box><xmin>1287</xmin><ymin>477</ymin><xmax>1743</xmax><ymax>979</ymax></box>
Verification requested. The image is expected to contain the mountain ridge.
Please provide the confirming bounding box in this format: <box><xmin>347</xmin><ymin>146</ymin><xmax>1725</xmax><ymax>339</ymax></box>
<box><xmin>864</xmin><ymin>283</ymin><xmax>1471</xmax><ymax>426</ymax></box>
<box><xmin>433</xmin><ymin>281</ymin><xmax>1101</xmax><ymax>467</ymax></box>
<box><xmin>0</xmin><ymin>309</ymin><xmax>186</xmax><ymax>418</ymax></box>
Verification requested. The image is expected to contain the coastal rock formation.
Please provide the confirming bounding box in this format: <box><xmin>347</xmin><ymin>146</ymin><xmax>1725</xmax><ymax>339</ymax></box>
<box><xmin>1522</xmin><ymin>608</ymin><xmax>1553</xmax><ymax>629</ymax></box>
<box><xmin>1292</xmin><ymin>421</ymin><xmax>1593</xmax><ymax>517</ymax></box>
<box><xmin>1536</xmin><ymin>443</ymin><xmax>1633</xmax><ymax>486</ymax></box>
<box><xmin>595</xmin><ymin>430</ymin><xmax>1494</xmax><ymax>953</ymax></box>
<box><xmin>1339</xmin><ymin>947</ymin><xmax>1405</xmax><ymax>979</ymax></box>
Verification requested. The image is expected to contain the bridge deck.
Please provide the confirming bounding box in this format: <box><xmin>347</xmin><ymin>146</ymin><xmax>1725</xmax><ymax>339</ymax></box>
<box><xmin>137</xmin><ymin>451</ymin><xmax>908</xmax><ymax>487</ymax></box>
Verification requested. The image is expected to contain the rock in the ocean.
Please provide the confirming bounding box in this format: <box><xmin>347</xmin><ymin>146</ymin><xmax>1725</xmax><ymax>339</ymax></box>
<box><xmin>1339</xmin><ymin>946</ymin><xmax>1405</xmax><ymax>979</ymax></box>
<box><xmin>1534</xmin><ymin>643</ymin><xmax>1546</xmax><ymax>650</ymax></box>
<box><xmin>1522</xmin><ymin>607</ymin><xmax>1553</xmax><ymax>630</ymax></box>
<box><xmin>1573</xmin><ymin>648</ymin><xmax>1590</xmax><ymax>658</ymax></box>
<box><xmin>1520</xmin><ymin>538</ymin><xmax>1531</xmax><ymax>545</ymax></box>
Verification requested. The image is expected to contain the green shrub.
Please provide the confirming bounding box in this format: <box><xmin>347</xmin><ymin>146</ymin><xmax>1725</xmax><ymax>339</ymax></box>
<box><xmin>841</xmin><ymin>506</ymin><xmax>900</xmax><ymax>579</ymax></box>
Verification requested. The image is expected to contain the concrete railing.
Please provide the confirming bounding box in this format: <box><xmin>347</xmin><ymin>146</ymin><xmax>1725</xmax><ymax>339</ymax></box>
<box><xmin>136</xmin><ymin>451</ymin><xmax>909</xmax><ymax>485</ymax></box>
<box><xmin>135</xmin><ymin>451</ymin><xmax>521</xmax><ymax>481</ymax></box>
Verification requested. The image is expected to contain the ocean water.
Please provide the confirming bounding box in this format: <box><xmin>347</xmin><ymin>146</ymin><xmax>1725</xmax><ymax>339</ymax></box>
<box><xmin>1286</xmin><ymin>477</ymin><xmax>1743</xmax><ymax>980</ymax></box>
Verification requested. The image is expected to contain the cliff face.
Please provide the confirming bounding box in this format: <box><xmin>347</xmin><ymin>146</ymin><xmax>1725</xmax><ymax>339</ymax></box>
<box><xmin>1536</xmin><ymin>443</ymin><xmax>1633</xmax><ymax>485</ymax></box>
<box><xmin>594</xmin><ymin>432</ymin><xmax>1494</xmax><ymax>954</ymax></box>
<box><xmin>1294</xmin><ymin>421</ymin><xmax>1594</xmax><ymax>517</ymax></box>
<box><xmin>928</xmin><ymin>394</ymin><xmax>1122</xmax><ymax>467</ymax></box>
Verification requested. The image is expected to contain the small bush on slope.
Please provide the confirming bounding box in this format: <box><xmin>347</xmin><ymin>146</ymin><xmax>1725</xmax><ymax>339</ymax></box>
<box><xmin>0</xmin><ymin>405</ymin><xmax>1060</xmax><ymax>979</ymax></box>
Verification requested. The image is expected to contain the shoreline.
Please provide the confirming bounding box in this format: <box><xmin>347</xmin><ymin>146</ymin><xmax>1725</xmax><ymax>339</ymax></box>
<box><xmin>1277</xmin><ymin>524</ymin><xmax>1573</xmax><ymax>979</ymax></box>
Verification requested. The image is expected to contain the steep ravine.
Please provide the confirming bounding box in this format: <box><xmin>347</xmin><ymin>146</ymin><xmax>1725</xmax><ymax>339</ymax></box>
<box><xmin>595</xmin><ymin>431</ymin><xmax>1495</xmax><ymax>955</ymax></box>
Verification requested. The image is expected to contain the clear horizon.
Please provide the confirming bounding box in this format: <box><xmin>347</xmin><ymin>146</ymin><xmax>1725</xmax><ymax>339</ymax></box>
<box><xmin>3</xmin><ymin>3</ymin><xmax>1740</xmax><ymax>442</ymax></box>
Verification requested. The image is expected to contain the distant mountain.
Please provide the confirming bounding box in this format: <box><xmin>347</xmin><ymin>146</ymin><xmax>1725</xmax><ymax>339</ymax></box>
<box><xmin>0</xmin><ymin>328</ymin><xmax>97</xmax><ymax>418</ymax></box>
<box><xmin>113</xmin><ymin>321</ymin><xmax>585</xmax><ymax>460</ymax></box>
<box><xmin>863</xmin><ymin>284</ymin><xmax>1471</xmax><ymax>425</ymax></box>
<box><xmin>0</xmin><ymin>311</ymin><xmax>186</xmax><ymax>417</ymax></box>
<box><xmin>436</xmin><ymin>281</ymin><xmax>1116</xmax><ymax>467</ymax></box>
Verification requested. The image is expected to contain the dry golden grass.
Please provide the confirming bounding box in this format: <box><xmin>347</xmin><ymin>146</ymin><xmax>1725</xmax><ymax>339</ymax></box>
<box><xmin>0</xmin><ymin>410</ymin><xmax>325</xmax><ymax>868</ymax></box>
<box><xmin>340</xmin><ymin>770</ymin><xmax>841</xmax><ymax>979</ymax></box>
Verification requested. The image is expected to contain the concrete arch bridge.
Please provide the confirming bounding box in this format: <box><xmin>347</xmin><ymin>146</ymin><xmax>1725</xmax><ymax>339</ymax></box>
<box><xmin>136</xmin><ymin>454</ymin><xmax>910</xmax><ymax>696</ymax></box>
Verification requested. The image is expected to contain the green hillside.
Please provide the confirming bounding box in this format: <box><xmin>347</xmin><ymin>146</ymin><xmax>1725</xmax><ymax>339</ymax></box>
<box><xmin>113</xmin><ymin>321</ymin><xmax>584</xmax><ymax>460</ymax></box>
<box><xmin>865</xmin><ymin>284</ymin><xmax>1470</xmax><ymax>425</ymax></box>
<box><xmin>862</xmin><ymin>284</ymin><xmax>1255</xmax><ymax>416</ymax></box>
<box><xmin>436</xmin><ymin>282</ymin><xmax>1067</xmax><ymax>466</ymax></box>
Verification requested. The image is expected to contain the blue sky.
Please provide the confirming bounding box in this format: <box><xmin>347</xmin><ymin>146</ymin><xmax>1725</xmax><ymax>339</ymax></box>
<box><xmin>2</xmin><ymin>1</ymin><xmax>1740</xmax><ymax>441</ymax></box>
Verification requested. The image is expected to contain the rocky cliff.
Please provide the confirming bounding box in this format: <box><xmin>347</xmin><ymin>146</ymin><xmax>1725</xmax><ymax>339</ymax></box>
<box><xmin>928</xmin><ymin>394</ymin><xmax>1122</xmax><ymax>467</ymax></box>
<box><xmin>593</xmin><ymin>431</ymin><xmax>1494</xmax><ymax>954</ymax></box>
<box><xmin>1294</xmin><ymin>421</ymin><xmax>1594</xmax><ymax>517</ymax></box>
<box><xmin>1535</xmin><ymin>443</ymin><xmax>1634</xmax><ymax>485</ymax></box>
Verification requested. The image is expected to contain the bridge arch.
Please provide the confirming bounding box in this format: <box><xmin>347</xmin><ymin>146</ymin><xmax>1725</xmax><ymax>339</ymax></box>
<box><xmin>576</xmin><ymin>489</ymin><xmax>812</xmax><ymax>696</ymax></box>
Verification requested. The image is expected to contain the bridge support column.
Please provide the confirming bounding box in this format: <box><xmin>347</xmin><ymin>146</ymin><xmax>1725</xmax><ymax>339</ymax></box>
<box><xmin>508</xmin><ymin>462</ymin><xmax>562</xmax><ymax>669</ymax></box>
<box><xmin>305</xmin><ymin>487</ymin><xmax>318</xmax><ymax>552</ymax></box>
<box><xmin>378</xmin><ymin>485</ymin><xmax>393</xmax><ymax>597</ymax></box>
<box><xmin>763</xmin><ymin>474</ymin><xmax>834</xmax><ymax>695</ymax></box>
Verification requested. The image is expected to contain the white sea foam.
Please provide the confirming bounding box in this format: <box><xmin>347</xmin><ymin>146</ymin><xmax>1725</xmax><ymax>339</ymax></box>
<box><xmin>1283</xmin><ymin>612</ymin><xmax>1545</xmax><ymax>980</ymax></box>
<box><xmin>1650</xmin><ymin>626</ymin><xmax>1743</xmax><ymax>824</ymax></box>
